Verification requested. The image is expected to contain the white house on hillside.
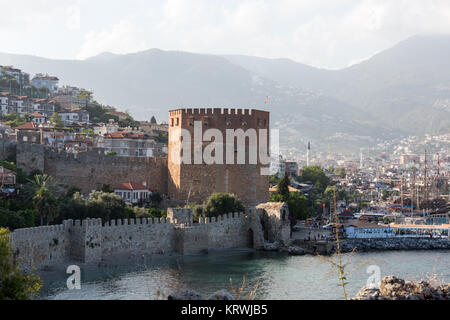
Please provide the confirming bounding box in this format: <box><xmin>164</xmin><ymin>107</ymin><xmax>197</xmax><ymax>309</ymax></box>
<box><xmin>113</xmin><ymin>182</ymin><xmax>153</xmax><ymax>205</ymax></box>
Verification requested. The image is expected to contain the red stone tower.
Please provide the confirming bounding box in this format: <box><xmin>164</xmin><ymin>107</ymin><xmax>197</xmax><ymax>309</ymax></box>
<box><xmin>168</xmin><ymin>108</ymin><xmax>270</xmax><ymax>205</ymax></box>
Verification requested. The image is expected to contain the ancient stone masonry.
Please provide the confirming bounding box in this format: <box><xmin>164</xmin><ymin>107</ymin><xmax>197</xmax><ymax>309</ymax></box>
<box><xmin>0</xmin><ymin>135</ymin><xmax>16</xmax><ymax>161</ymax></box>
<box><xmin>256</xmin><ymin>202</ymin><xmax>291</xmax><ymax>245</ymax></box>
<box><xmin>168</xmin><ymin>108</ymin><xmax>270</xmax><ymax>205</ymax></box>
<box><xmin>11</xmin><ymin>217</ymin><xmax>175</xmax><ymax>270</ymax></box>
<box><xmin>7</xmin><ymin>108</ymin><xmax>270</xmax><ymax>205</ymax></box>
<box><xmin>10</xmin><ymin>203</ymin><xmax>290</xmax><ymax>270</ymax></box>
<box><xmin>15</xmin><ymin>143</ymin><xmax>168</xmax><ymax>194</ymax></box>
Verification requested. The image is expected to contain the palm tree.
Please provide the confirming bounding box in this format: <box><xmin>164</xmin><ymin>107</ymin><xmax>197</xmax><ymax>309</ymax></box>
<box><xmin>25</xmin><ymin>175</ymin><xmax>58</xmax><ymax>225</ymax></box>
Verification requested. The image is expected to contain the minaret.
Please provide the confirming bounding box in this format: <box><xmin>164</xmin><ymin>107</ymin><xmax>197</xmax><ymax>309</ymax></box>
<box><xmin>360</xmin><ymin>149</ymin><xmax>364</xmax><ymax>169</ymax></box>
<box><xmin>307</xmin><ymin>142</ymin><xmax>311</xmax><ymax>167</ymax></box>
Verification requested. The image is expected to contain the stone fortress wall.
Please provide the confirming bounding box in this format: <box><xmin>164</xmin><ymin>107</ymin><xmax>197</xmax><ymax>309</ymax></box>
<box><xmin>14</xmin><ymin>143</ymin><xmax>168</xmax><ymax>195</ymax></box>
<box><xmin>0</xmin><ymin>134</ymin><xmax>15</xmax><ymax>161</ymax></box>
<box><xmin>3</xmin><ymin>107</ymin><xmax>271</xmax><ymax>205</ymax></box>
<box><xmin>10</xmin><ymin>203</ymin><xmax>291</xmax><ymax>270</ymax></box>
<box><xmin>168</xmin><ymin>108</ymin><xmax>270</xmax><ymax>205</ymax></box>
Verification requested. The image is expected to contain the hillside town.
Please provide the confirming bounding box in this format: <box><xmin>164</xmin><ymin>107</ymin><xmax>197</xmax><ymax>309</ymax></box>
<box><xmin>0</xmin><ymin>63</ymin><xmax>449</xmax><ymax>303</ymax></box>
<box><xmin>1</xmin><ymin>64</ymin><xmax>449</xmax><ymax>241</ymax></box>
<box><xmin>0</xmin><ymin>65</ymin><xmax>169</xmax><ymax>156</ymax></box>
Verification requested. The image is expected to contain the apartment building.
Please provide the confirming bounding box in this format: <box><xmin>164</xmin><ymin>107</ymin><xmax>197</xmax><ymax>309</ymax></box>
<box><xmin>59</xmin><ymin>108</ymin><xmax>90</xmax><ymax>125</ymax></box>
<box><xmin>104</xmin><ymin>131</ymin><xmax>155</xmax><ymax>157</ymax></box>
<box><xmin>0</xmin><ymin>93</ymin><xmax>55</xmax><ymax>117</ymax></box>
<box><xmin>31</xmin><ymin>74</ymin><xmax>59</xmax><ymax>94</ymax></box>
<box><xmin>0</xmin><ymin>66</ymin><xmax>30</xmax><ymax>89</ymax></box>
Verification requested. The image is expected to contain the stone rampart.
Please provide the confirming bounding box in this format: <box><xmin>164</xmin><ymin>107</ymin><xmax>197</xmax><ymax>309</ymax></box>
<box><xmin>15</xmin><ymin>143</ymin><xmax>168</xmax><ymax>194</ymax></box>
<box><xmin>10</xmin><ymin>204</ymin><xmax>288</xmax><ymax>270</ymax></box>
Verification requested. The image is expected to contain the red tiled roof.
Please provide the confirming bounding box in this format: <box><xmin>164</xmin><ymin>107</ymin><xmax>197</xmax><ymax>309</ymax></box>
<box><xmin>104</xmin><ymin>131</ymin><xmax>150</xmax><ymax>139</ymax></box>
<box><xmin>30</xmin><ymin>112</ymin><xmax>45</xmax><ymax>117</ymax></box>
<box><xmin>112</xmin><ymin>182</ymin><xmax>151</xmax><ymax>191</ymax></box>
<box><xmin>0</xmin><ymin>166</ymin><xmax>16</xmax><ymax>176</ymax></box>
<box><xmin>14</xmin><ymin>122</ymin><xmax>39</xmax><ymax>130</ymax></box>
<box><xmin>35</xmin><ymin>76</ymin><xmax>59</xmax><ymax>81</ymax></box>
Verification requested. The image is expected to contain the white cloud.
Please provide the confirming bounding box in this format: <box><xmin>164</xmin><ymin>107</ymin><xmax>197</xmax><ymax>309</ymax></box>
<box><xmin>5</xmin><ymin>0</ymin><xmax>450</xmax><ymax>68</ymax></box>
<box><xmin>66</xmin><ymin>5</ymin><xmax>81</xmax><ymax>31</ymax></box>
<box><xmin>77</xmin><ymin>20</ymin><xmax>150</xmax><ymax>59</ymax></box>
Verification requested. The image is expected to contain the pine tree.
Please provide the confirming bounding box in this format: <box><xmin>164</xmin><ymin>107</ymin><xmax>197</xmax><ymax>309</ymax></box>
<box><xmin>277</xmin><ymin>174</ymin><xmax>290</xmax><ymax>201</ymax></box>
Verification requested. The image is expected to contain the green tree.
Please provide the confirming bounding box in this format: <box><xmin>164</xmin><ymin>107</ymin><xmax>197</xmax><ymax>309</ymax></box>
<box><xmin>277</xmin><ymin>174</ymin><xmax>290</xmax><ymax>201</ymax></box>
<box><xmin>0</xmin><ymin>208</ymin><xmax>35</xmax><ymax>230</ymax></box>
<box><xmin>101</xmin><ymin>184</ymin><xmax>114</xmax><ymax>193</ymax></box>
<box><xmin>334</xmin><ymin>167</ymin><xmax>346</xmax><ymax>178</ymax></box>
<box><xmin>0</xmin><ymin>228</ymin><xmax>42</xmax><ymax>300</ymax></box>
<box><xmin>270</xmin><ymin>191</ymin><xmax>309</xmax><ymax>220</ymax></box>
<box><xmin>25</xmin><ymin>175</ymin><xmax>58</xmax><ymax>226</ymax></box>
<box><xmin>65</xmin><ymin>186</ymin><xmax>81</xmax><ymax>198</ymax></box>
<box><xmin>1</xmin><ymin>112</ymin><xmax>29</xmax><ymax>128</ymax></box>
<box><xmin>381</xmin><ymin>190</ymin><xmax>391</xmax><ymax>201</ymax></box>
<box><xmin>155</xmin><ymin>133</ymin><xmax>168</xmax><ymax>144</ymax></box>
<box><xmin>49</xmin><ymin>112</ymin><xmax>63</xmax><ymax>128</ymax></box>
<box><xmin>57</xmin><ymin>191</ymin><xmax>134</xmax><ymax>223</ymax></box>
<box><xmin>149</xmin><ymin>192</ymin><xmax>163</xmax><ymax>206</ymax></box>
<box><xmin>87</xmin><ymin>191</ymin><xmax>132</xmax><ymax>222</ymax></box>
<box><xmin>118</xmin><ymin>111</ymin><xmax>139</xmax><ymax>128</ymax></box>
<box><xmin>150</xmin><ymin>116</ymin><xmax>157</xmax><ymax>124</ymax></box>
<box><xmin>269</xmin><ymin>174</ymin><xmax>281</xmax><ymax>185</ymax></box>
<box><xmin>76</xmin><ymin>90</ymin><xmax>93</xmax><ymax>108</ymax></box>
<box><xmin>201</xmin><ymin>193</ymin><xmax>245</xmax><ymax>218</ymax></box>
<box><xmin>298</xmin><ymin>166</ymin><xmax>330</xmax><ymax>194</ymax></box>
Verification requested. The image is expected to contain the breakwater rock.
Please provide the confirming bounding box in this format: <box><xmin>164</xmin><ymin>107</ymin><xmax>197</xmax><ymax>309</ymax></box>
<box><xmin>354</xmin><ymin>276</ymin><xmax>450</xmax><ymax>300</ymax></box>
<box><xmin>168</xmin><ymin>290</ymin><xmax>235</xmax><ymax>300</ymax></box>
<box><xmin>339</xmin><ymin>238</ymin><xmax>450</xmax><ymax>253</ymax></box>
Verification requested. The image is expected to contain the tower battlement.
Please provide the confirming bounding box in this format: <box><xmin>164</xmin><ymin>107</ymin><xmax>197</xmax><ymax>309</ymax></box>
<box><xmin>169</xmin><ymin>108</ymin><xmax>268</xmax><ymax>117</ymax></box>
<box><xmin>168</xmin><ymin>108</ymin><xmax>270</xmax><ymax>205</ymax></box>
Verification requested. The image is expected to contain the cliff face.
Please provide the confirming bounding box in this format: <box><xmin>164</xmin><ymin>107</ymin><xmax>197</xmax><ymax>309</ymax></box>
<box><xmin>354</xmin><ymin>276</ymin><xmax>450</xmax><ymax>300</ymax></box>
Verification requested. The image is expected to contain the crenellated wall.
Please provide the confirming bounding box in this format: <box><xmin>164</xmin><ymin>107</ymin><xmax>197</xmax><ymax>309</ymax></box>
<box><xmin>10</xmin><ymin>204</ymin><xmax>289</xmax><ymax>270</ymax></box>
<box><xmin>10</xmin><ymin>223</ymin><xmax>70</xmax><ymax>270</ymax></box>
<box><xmin>11</xmin><ymin>202</ymin><xmax>289</xmax><ymax>269</ymax></box>
<box><xmin>174</xmin><ymin>212</ymin><xmax>257</xmax><ymax>255</ymax></box>
<box><xmin>15</xmin><ymin>143</ymin><xmax>168</xmax><ymax>194</ymax></box>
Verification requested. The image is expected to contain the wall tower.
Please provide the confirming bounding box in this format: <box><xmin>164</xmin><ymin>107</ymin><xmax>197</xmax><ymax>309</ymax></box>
<box><xmin>168</xmin><ymin>108</ymin><xmax>270</xmax><ymax>205</ymax></box>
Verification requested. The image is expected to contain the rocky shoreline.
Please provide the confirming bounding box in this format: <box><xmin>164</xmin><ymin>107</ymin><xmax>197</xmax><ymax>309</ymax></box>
<box><xmin>354</xmin><ymin>276</ymin><xmax>450</xmax><ymax>300</ymax></box>
<box><xmin>169</xmin><ymin>275</ymin><xmax>450</xmax><ymax>300</ymax></box>
<box><xmin>339</xmin><ymin>238</ymin><xmax>450</xmax><ymax>253</ymax></box>
<box><xmin>260</xmin><ymin>238</ymin><xmax>450</xmax><ymax>256</ymax></box>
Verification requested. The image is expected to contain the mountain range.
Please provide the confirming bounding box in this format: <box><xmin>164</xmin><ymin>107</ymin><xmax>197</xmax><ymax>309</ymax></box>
<box><xmin>1</xmin><ymin>34</ymin><xmax>450</xmax><ymax>156</ymax></box>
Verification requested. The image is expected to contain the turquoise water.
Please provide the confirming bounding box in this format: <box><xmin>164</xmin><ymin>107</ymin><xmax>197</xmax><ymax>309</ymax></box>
<box><xmin>39</xmin><ymin>250</ymin><xmax>450</xmax><ymax>300</ymax></box>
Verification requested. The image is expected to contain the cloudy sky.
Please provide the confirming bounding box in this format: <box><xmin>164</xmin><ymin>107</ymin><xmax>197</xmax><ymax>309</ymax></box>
<box><xmin>1</xmin><ymin>0</ymin><xmax>450</xmax><ymax>69</ymax></box>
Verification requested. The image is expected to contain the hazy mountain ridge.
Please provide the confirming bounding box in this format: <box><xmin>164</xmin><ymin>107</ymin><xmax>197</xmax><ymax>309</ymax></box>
<box><xmin>1</xmin><ymin>35</ymin><xmax>449</xmax><ymax>154</ymax></box>
<box><xmin>225</xmin><ymin>35</ymin><xmax>450</xmax><ymax>136</ymax></box>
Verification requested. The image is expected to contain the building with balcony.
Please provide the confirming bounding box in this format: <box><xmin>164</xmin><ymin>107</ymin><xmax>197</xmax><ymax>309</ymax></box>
<box><xmin>104</xmin><ymin>131</ymin><xmax>155</xmax><ymax>157</ymax></box>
